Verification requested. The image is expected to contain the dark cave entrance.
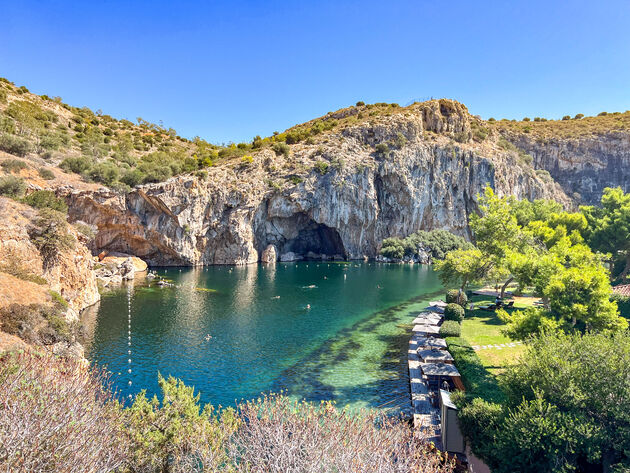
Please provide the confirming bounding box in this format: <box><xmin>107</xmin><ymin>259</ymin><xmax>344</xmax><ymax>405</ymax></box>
<box><xmin>261</xmin><ymin>215</ymin><xmax>347</xmax><ymax>261</ymax></box>
<box><xmin>283</xmin><ymin>222</ymin><xmax>347</xmax><ymax>260</ymax></box>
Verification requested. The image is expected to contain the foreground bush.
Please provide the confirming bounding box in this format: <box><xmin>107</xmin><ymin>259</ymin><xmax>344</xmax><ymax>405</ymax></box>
<box><xmin>0</xmin><ymin>351</ymin><xmax>128</xmax><ymax>473</ymax></box>
<box><xmin>457</xmin><ymin>331</ymin><xmax>630</xmax><ymax>472</ymax></box>
<box><xmin>126</xmin><ymin>374</ymin><xmax>239</xmax><ymax>473</ymax></box>
<box><xmin>229</xmin><ymin>393</ymin><xmax>452</xmax><ymax>473</ymax></box>
<box><xmin>0</xmin><ymin>351</ymin><xmax>454</xmax><ymax>473</ymax></box>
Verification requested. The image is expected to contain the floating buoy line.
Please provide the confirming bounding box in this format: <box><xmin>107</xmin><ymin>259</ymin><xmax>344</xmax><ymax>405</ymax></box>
<box><xmin>126</xmin><ymin>283</ymin><xmax>133</xmax><ymax>400</ymax></box>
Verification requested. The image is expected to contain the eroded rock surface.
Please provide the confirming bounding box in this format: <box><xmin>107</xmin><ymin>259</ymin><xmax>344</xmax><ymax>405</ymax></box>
<box><xmin>62</xmin><ymin>101</ymin><xmax>572</xmax><ymax>265</ymax></box>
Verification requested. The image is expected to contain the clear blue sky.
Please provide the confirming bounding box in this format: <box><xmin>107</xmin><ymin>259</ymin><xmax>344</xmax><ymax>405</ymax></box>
<box><xmin>1</xmin><ymin>0</ymin><xmax>629</xmax><ymax>143</ymax></box>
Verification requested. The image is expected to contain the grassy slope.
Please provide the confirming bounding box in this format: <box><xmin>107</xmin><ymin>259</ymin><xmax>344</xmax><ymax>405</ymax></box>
<box><xmin>446</xmin><ymin>293</ymin><xmax>540</xmax><ymax>402</ymax></box>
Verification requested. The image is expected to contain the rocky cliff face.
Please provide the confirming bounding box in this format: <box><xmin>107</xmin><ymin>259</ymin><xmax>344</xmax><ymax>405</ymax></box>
<box><xmin>501</xmin><ymin>131</ymin><xmax>630</xmax><ymax>204</ymax></box>
<box><xmin>62</xmin><ymin>101</ymin><xmax>570</xmax><ymax>265</ymax></box>
<box><xmin>0</xmin><ymin>198</ymin><xmax>100</xmax><ymax>316</ymax></box>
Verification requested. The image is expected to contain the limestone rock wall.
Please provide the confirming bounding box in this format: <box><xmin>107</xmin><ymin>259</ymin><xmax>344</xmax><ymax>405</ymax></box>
<box><xmin>502</xmin><ymin>131</ymin><xmax>630</xmax><ymax>204</ymax></box>
<box><xmin>62</xmin><ymin>103</ymin><xmax>570</xmax><ymax>265</ymax></box>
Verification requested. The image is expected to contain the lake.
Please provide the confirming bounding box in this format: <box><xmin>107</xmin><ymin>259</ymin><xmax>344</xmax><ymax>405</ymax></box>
<box><xmin>84</xmin><ymin>262</ymin><xmax>443</xmax><ymax>412</ymax></box>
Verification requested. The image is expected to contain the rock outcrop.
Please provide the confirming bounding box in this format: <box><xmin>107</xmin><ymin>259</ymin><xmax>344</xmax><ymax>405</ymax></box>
<box><xmin>0</xmin><ymin>198</ymin><xmax>100</xmax><ymax>360</ymax></box>
<box><xmin>62</xmin><ymin>101</ymin><xmax>572</xmax><ymax>265</ymax></box>
<box><xmin>501</xmin><ymin>131</ymin><xmax>630</xmax><ymax>204</ymax></box>
<box><xmin>0</xmin><ymin>198</ymin><xmax>100</xmax><ymax>316</ymax></box>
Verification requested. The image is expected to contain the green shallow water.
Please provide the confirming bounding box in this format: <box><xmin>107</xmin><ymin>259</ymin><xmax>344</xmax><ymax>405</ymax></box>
<box><xmin>85</xmin><ymin>262</ymin><xmax>443</xmax><ymax>411</ymax></box>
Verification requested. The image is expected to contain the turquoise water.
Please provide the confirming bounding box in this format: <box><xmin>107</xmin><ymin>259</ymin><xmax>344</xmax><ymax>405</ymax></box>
<box><xmin>85</xmin><ymin>262</ymin><xmax>443</xmax><ymax>411</ymax></box>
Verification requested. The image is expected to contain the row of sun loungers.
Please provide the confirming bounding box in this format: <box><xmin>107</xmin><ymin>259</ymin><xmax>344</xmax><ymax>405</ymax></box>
<box><xmin>408</xmin><ymin>306</ymin><xmax>465</xmax><ymax>444</ymax></box>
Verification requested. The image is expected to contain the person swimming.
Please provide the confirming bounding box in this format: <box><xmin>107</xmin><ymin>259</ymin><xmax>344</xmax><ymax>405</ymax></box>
<box><xmin>205</xmin><ymin>334</ymin><xmax>212</xmax><ymax>341</ymax></box>
<box><xmin>306</xmin><ymin>304</ymin><xmax>311</xmax><ymax>309</ymax></box>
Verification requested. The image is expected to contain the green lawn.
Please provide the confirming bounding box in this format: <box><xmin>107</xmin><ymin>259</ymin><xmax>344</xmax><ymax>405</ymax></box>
<box><xmin>460</xmin><ymin>294</ymin><xmax>528</xmax><ymax>376</ymax></box>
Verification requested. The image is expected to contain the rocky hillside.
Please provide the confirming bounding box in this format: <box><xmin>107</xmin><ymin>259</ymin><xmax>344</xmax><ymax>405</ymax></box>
<box><xmin>491</xmin><ymin>113</ymin><xmax>630</xmax><ymax>204</ymax></box>
<box><xmin>1</xmin><ymin>77</ymin><xmax>629</xmax><ymax>266</ymax></box>
<box><xmin>61</xmin><ymin>101</ymin><xmax>571</xmax><ymax>265</ymax></box>
<box><xmin>0</xmin><ymin>197</ymin><xmax>99</xmax><ymax>355</ymax></box>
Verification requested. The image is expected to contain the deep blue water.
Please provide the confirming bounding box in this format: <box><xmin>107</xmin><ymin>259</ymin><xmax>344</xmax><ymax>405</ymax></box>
<box><xmin>85</xmin><ymin>262</ymin><xmax>443</xmax><ymax>411</ymax></box>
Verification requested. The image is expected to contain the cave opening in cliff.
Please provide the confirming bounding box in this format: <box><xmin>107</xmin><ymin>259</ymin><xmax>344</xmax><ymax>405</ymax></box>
<box><xmin>265</xmin><ymin>218</ymin><xmax>347</xmax><ymax>261</ymax></box>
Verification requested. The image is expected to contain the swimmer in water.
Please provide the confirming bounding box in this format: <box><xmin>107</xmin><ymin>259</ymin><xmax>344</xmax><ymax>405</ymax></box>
<box><xmin>306</xmin><ymin>304</ymin><xmax>311</xmax><ymax>309</ymax></box>
<box><xmin>205</xmin><ymin>334</ymin><xmax>212</xmax><ymax>341</ymax></box>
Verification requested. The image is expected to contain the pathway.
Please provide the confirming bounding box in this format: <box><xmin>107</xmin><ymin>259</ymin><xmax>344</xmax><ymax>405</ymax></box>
<box><xmin>471</xmin><ymin>341</ymin><xmax>522</xmax><ymax>351</ymax></box>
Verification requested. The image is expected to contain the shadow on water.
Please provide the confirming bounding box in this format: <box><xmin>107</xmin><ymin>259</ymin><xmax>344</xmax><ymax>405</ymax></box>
<box><xmin>271</xmin><ymin>289</ymin><xmax>444</xmax><ymax>411</ymax></box>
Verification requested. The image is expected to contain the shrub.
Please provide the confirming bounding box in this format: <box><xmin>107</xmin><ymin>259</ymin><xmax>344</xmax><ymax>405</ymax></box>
<box><xmin>22</xmin><ymin>190</ymin><xmax>68</xmax><ymax>213</ymax></box>
<box><xmin>355</xmin><ymin>101</ymin><xmax>365</xmax><ymax>106</ymax></box>
<box><xmin>446</xmin><ymin>289</ymin><xmax>468</xmax><ymax>307</ymax></box>
<box><xmin>314</xmin><ymin>160</ymin><xmax>329</xmax><ymax>174</ymax></box>
<box><xmin>453</xmin><ymin>131</ymin><xmax>468</xmax><ymax>143</ymax></box>
<box><xmin>120</xmin><ymin>168</ymin><xmax>144</xmax><ymax>187</ymax></box>
<box><xmin>0</xmin><ymin>251</ymin><xmax>47</xmax><ymax>284</ymax></box>
<box><xmin>562</xmin><ymin>115</ymin><xmax>571</xmax><ymax>120</ymax></box>
<box><xmin>439</xmin><ymin>320</ymin><xmax>461</xmax><ymax>337</ymax></box>
<box><xmin>456</xmin><ymin>397</ymin><xmax>504</xmax><ymax>466</ymax></box>
<box><xmin>444</xmin><ymin>303</ymin><xmax>465</xmax><ymax>322</ymax></box>
<box><xmin>38</xmin><ymin>167</ymin><xmax>55</xmax><ymax>180</ymax></box>
<box><xmin>375</xmin><ymin>142</ymin><xmax>390</xmax><ymax>157</ymax></box>
<box><xmin>1</xmin><ymin>158</ymin><xmax>28</xmax><ymax>173</ymax></box>
<box><xmin>0</xmin><ymin>134</ymin><xmax>30</xmax><ymax>157</ymax></box>
<box><xmin>0</xmin><ymin>351</ymin><xmax>128</xmax><ymax>472</ymax></box>
<box><xmin>60</xmin><ymin>155</ymin><xmax>93</xmax><ymax>174</ymax></box>
<box><xmin>574</xmin><ymin>113</ymin><xmax>584</xmax><ymax>119</ymax></box>
<box><xmin>272</xmin><ymin>141</ymin><xmax>290</xmax><ymax>157</ymax></box>
<box><xmin>488</xmin><ymin>117</ymin><xmax>496</xmax><ymax>122</ymax></box>
<box><xmin>230</xmin><ymin>393</ymin><xmax>452</xmax><ymax>473</ymax></box>
<box><xmin>126</xmin><ymin>374</ymin><xmax>238</xmax><ymax>472</ymax></box>
<box><xmin>88</xmin><ymin>161</ymin><xmax>120</xmax><ymax>186</ymax></box>
<box><xmin>28</xmin><ymin>208</ymin><xmax>75</xmax><ymax>268</ymax></box>
<box><xmin>522</xmin><ymin>117</ymin><xmax>530</xmax><ymax>122</ymax></box>
<box><xmin>0</xmin><ymin>175</ymin><xmax>26</xmax><ymax>198</ymax></box>
<box><xmin>598</xmin><ymin>111</ymin><xmax>608</xmax><ymax>116</ymax></box>
<box><xmin>74</xmin><ymin>222</ymin><xmax>96</xmax><ymax>240</ymax></box>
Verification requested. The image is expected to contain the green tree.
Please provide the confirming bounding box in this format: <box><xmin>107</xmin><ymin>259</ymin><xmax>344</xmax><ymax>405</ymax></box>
<box><xmin>127</xmin><ymin>374</ymin><xmax>239</xmax><ymax>472</ymax></box>
<box><xmin>499</xmin><ymin>332</ymin><xmax>630</xmax><ymax>472</ymax></box>
<box><xmin>545</xmin><ymin>265</ymin><xmax>625</xmax><ymax>332</ymax></box>
<box><xmin>434</xmin><ymin>247</ymin><xmax>490</xmax><ymax>290</ymax></box>
<box><xmin>582</xmin><ymin>187</ymin><xmax>630</xmax><ymax>280</ymax></box>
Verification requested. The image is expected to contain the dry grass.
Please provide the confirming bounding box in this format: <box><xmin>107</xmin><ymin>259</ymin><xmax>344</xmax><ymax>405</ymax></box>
<box><xmin>489</xmin><ymin>111</ymin><xmax>630</xmax><ymax>140</ymax></box>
